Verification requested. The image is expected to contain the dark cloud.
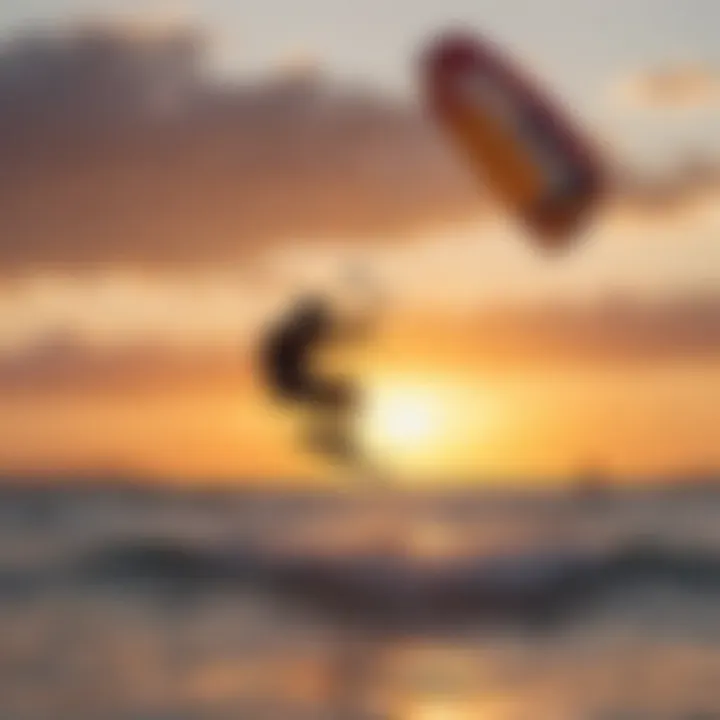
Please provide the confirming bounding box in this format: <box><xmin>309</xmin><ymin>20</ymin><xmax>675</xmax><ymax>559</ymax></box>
<box><xmin>0</xmin><ymin>22</ymin><xmax>478</xmax><ymax>274</ymax></box>
<box><xmin>2</xmin><ymin>23</ymin><xmax>720</xmax><ymax>275</ymax></box>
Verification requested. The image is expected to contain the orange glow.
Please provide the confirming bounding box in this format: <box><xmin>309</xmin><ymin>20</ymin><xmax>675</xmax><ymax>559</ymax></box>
<box><xmin>1</xmin><ymin>361</ymin><xmax>719</xmax><ymax>483</ymax></box>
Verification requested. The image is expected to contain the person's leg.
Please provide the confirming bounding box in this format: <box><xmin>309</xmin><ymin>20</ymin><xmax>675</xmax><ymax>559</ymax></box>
<box><xmin>303</xmin><ymin>379</ymin><xmax>362</xmax><ymax>464</ymax></box>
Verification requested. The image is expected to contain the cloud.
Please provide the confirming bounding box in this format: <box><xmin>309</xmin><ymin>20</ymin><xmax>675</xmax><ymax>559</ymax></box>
<box><xmin>471</xmin><ymin>295</ymin><xmax>720</xmax><ymax>365</ymax></box>
<box><xmin>608</xmin><ymin>150</ymin><xmax>720</xmax><ymax>226</ymax></box>
<box><xmin>3</xmin><ymin>22</ymin><xmax>720</xmax><ymax>276</ymax></box>
<box><xmin>380</xmin><ymin>296</ymin><xmax>720</xmax><ymax>371</ymax></box>
<box><xmin>1</xmin><ymin>295</ymin><xmax>719</xmax><ymax>398</ymax></box>
<box><xmin>0</xmin><ymin>329</ymin><xmax>247</xmax><ymax>396</ymax></box>
<box><xmin>613</xmin><ymin>64</ymin><xmax>720</xmax><ymax>109</ymax></box>
<box><xmin>0</xmin><ymin>21</ymin><xmax>478</xmax><ymax>275</ymax></box>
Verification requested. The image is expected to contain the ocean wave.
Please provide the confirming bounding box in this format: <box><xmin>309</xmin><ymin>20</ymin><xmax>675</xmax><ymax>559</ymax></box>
<box><xmin>61</xmin><ymin>536</ymin><xmax>720</xmax><ymax>628</ymax></box>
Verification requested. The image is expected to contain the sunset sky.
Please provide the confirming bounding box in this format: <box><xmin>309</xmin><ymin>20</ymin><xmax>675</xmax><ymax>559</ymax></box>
<box><xmin>0</xmin><ymin>0</ymin><xmax>719</xmax><ymax>484</ymax></box>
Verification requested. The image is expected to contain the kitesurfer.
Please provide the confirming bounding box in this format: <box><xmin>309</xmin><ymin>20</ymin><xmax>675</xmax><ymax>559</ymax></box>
<box><xmin>260</xmin><ymin>272</ymin><xmax>379</xmax><ymax>465</ymax></box>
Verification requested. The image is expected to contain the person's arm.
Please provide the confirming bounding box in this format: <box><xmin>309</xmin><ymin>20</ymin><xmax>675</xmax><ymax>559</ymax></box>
<box><xmin>341</xmin><ymin>265</ymin><xmax>383</xmax><ymax>341</ymax></box>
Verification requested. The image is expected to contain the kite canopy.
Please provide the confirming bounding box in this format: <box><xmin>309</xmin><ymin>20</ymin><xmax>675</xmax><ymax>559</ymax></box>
<box><xmin>421</xmin><ymin>31</ymin><xmax>605</xmax><ymax>251</ymax></box>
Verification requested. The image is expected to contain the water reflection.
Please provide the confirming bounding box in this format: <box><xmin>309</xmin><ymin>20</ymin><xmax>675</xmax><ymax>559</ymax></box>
<box><xmin>399</xmin><ymin>700</ymin><xmax>480</xmax><ymax>720</ymax></box>
<box><xmin>4</xmin><ymin>581</ymin><xmax>720</xmax><ymax>718</ymax></box>
<box><xmin>387</xmin><ymin>644</ymin><xmax>521</xmax><ymax>720</ymax></box>
<box><xmin>333</xmin><ymin>634</ymin><xmax>529</xmax><ymax>720</ymax></box>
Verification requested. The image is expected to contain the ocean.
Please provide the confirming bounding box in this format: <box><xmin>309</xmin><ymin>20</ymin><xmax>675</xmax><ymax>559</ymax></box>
<box><xmin>0</xmin><ymin>480</ymin><xmax>719</xmax><ymax>719</ymax></box>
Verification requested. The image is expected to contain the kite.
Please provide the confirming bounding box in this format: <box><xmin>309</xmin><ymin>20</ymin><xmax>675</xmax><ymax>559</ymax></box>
<box><xmin>422</xmin><ymin>31</ymin><xmax>605</xmax><ymax>250</ymax></box>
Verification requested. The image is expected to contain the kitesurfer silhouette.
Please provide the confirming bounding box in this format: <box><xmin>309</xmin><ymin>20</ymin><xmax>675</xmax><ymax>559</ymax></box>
<box><xmin>260</xmin><ymin>271</ymin><xmax>378</xmax><ymax>466</ymax></box>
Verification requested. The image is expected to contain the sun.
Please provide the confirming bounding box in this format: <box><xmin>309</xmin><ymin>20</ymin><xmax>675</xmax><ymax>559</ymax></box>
<box><xmin>361</xmin><ymin>380</ymin><xmax>449</xmax><ymax>468</ymax></box>
<box><xmin>358</xmin><ymin>374</ymin><xmax>505</xmax><ymax>477</ymax></box>
<box><xmin>373</xmin><ymin>392</ymin><xmax>438</xmax><ymax>445</ymax></box>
